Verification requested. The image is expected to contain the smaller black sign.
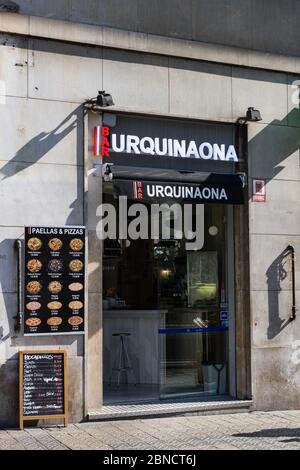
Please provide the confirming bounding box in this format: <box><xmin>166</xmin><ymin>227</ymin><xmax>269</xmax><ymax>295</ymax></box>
<box><xmin>114</xmin><ymin>176</ymin><xmax>244</xmax><ymax>205</ymax></box>
<box><xmin>19</xmin><ymin>351</ymin><xmax>68</xmax><ymax>428</ymax></box>
<box><xmin>24</xmin><ymin>226</ymin><xmax>85</xmax><ymax>335</ymax></box>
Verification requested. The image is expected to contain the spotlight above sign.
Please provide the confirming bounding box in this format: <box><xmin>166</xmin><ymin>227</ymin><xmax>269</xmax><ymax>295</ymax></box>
<box><xmin>85</xmin><ymin>91</ymin><xmax>114</xmax><ymax>113</ymax></box>
<box><xmin>237</xmin><ymin>107</ymin><xmax>262</xmax><ymax>125</ymax></box>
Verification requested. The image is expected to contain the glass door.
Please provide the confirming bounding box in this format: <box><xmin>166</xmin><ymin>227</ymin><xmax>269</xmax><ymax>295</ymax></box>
<box><xmin>158</xmin><ymin>205</ymin><xmax>230</xmax><ymax>398</ymax></box>
<box><xmin>102</xmin><ymin>185</ymin><xmax>233</xmax><ymax>403</ymax></box>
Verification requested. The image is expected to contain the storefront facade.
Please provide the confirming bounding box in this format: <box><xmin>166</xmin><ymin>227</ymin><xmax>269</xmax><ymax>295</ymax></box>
<box><xmin>1</xmin><ymin>3</ymin><xmax>300</xmax><ymax>425</ymax></box>
<box><xmin>99</xmin><ymin>114</ymin><xmax>242</xmax><ymax>404</ymax></box>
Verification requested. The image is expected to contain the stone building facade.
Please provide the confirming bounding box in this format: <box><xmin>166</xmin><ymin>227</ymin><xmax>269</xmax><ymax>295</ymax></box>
<box><xmin>0</xmin><ymin>1</ymin><xmax>300</xmax><ymax>425</ymax></box>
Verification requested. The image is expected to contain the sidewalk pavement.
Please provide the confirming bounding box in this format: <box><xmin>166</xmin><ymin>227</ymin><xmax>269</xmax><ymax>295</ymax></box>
<box><xmin>1</xmin><ymin>411</ymin><xmax>300</xmax><ymax>450</ymax></box>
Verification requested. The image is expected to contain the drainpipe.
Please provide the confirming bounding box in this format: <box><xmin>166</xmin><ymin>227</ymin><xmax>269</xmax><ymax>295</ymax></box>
<box><xmin>14</xmin><ymin>239</ymin><xmax>23</xmax><ymax>333</ymax></box>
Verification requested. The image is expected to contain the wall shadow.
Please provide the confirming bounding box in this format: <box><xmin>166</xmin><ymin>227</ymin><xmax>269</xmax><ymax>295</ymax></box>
<box><xmin>14</xmin><ymin>0</ymin><xmax>300</xmax><ymax>58</ymax></box>
<box><xmin>266</xmin><ymin>247</ymin><xmax>293</xmax><ymax>339</ymax></box>
<box><xmin>0</xmin><ymin>104</ymin><xmax>86</xmax><ymax>353</ymax></box>
<box><xmin>0</xmin><ymin>105</ymin><xmax>83</xmax><ymax>179</ymax></box>
<box><xmin>248</xmin><ymin>108</ymin><xmax>300</xmax><ymax>180</ymax></box>
<box><xmin>233</xmin><ymin>427</ymin><xmax>300</xmax><ymax>443</ymax></box>
<box><xmin>248</xmin><ymin>107</ymin><xmax>300</xmax><ymax>339</ymax></box>
<box><xmin>0</xmin><ymin>103</ymin><xmax>85</xmax><ymax>225</ymax></box>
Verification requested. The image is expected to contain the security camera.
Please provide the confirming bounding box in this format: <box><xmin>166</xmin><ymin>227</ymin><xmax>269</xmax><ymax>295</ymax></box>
<box><xmin>102</xmin><ymin>163</ymin><xmax>114</xmax><ymax>182</ymax></box>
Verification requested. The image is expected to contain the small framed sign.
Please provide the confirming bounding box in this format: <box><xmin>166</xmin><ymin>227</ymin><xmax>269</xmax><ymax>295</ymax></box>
<box><xmin>252</xmin><ymin>179</ymin><xmax>266</xmax><ymax>202</ymax></box>
<box><xmin>19</xmin><ymin>350</ymin><xmax>68</xmax><ymax>430</ymax></box>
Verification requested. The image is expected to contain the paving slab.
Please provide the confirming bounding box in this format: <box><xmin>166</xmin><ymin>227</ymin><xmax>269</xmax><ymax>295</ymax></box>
<box><xmin>1</xmin><ymin>411</ymin><xmax>300</xmax><ymax>450</ymax></box>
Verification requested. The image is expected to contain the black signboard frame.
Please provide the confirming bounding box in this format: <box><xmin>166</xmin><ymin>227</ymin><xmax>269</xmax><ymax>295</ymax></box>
<box><xmin>24</xmin><ymin>226</ymin><xmax>86</xmax><ymax>336</ymax></box>
<box><xmin>19</xmin><ymin>350</ymin><xmax>68</xmax><ymax>430</ymax></box>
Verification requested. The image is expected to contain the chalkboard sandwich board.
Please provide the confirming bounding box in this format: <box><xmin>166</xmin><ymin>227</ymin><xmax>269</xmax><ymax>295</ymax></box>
<box><xmin>19</xmin><ymin>350</ymin><xmax>68</xmax><ymax>430</ymax></box>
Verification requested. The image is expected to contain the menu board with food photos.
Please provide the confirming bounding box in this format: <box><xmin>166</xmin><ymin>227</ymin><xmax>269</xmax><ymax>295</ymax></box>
<box><xmin>24</xmin><ymin>226</ymin><xmax>85</xmax><ymax>335</ymax></box>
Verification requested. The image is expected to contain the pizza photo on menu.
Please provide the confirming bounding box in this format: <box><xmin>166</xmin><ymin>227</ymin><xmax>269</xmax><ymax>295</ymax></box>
<box><xmin>69</xmin><ymin>282</ymin><xmax>84</xmax><ymax>292</ymax></box>
<box><xmin>47</xmin><ymin>317</ymin><xmax>63</xmax><ymax>327</ymax></box>
<box><xmin>27</xmin><ymin>281</ymin><xmax>42</xmax><ymax>295</ymax></box>
<box><xmin>69</xmin><ymin>260</ymin><xmax>84</xmax><ymax>272</ymax></box>
<box><xmin>48</xmin><ymin>238</ymin><xmax>63</xmax><ymax>251</ymax></box>
<box><xmin>47</xmin><ymin>301</ymin><xmax>63</xmax><ymax>310</ymax></box>
<box><xmin>70</xmin><ymin>238</ymin><xmax>84</xmax><ymax>252</ymax></box>
<box><xmin>26</xmin><ymin>301</ymin><xmax>42</xmax><ymax>311</ymax></box>
<box><xmin>68</xmin><ymin>316</ymin><xmax>84</xmax><ymax>326</ymax></box>
<box><xmin>48</xmin><ymin>259</ymin><xmax>63</xmax><ymax>272</ymax></box>
<box><xmin>27</xmin><ymin>259</ymin><xmax>42</xmax><ymax>273</ymax></box>
<box><xmin>27</xmin><ymin>237</ymin><xmax>42</xmax><ymax>251</ymax></box>
<box><xmin>69</xmin><ymin>301</ymin><xmax>84</xmax><ymax>310</ymax></box>
<box><xmin>48</xmin><ymin>281</ymin><xmax>63</xmax><ymax>294</ymax></box>
<box><xmin>25</xmin><ymin>318</ymin><xmax>42</xmax><ymax>327</ymax></box>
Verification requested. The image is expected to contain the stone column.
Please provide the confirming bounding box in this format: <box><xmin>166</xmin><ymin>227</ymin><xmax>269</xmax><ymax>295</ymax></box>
<box><xmin>85</xmin><ymin>111</ymin><xmax>103</xmax><ymax>413</ymax></box>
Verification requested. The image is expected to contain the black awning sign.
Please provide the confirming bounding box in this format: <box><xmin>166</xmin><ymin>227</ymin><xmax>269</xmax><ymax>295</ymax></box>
<box><xmin>114</xmin><ymin>179</ymin><xmax>244</xmax><ymax>205</ymax></box>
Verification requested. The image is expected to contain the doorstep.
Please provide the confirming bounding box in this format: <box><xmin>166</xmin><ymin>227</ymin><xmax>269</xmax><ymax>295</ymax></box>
<box><xmin>88</xmin><ymin>398</ymin><xmax>253</xmax><ymax>421</ymax></box>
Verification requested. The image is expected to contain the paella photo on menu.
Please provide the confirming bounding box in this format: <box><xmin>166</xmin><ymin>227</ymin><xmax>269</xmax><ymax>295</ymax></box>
<box><xmin>24</xmin><ymin>226</ymin><xmax>85</xmax><ymax>335</ymax></box>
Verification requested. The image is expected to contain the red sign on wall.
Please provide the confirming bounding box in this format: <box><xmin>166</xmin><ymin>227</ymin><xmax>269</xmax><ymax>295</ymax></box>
<box><xmin>94</xmin><ymin>126</ymin><xmax>110</xmax><ymax>157</ymax></box>
<box><xmin>252</xmin><ymin>179</ymin><xmax>266</xmax><ymax>202</ymax></box>
<box><xmin>133</xmin><ymin>181</ymin><xmax>143</xmax><ymax>200</ymax></box>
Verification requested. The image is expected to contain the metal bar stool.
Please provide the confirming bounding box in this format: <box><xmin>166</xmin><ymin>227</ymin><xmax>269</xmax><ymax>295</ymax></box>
<box><xmin>110</xmin><ymin>333</ymin><xmax>137</xmax><ymax>386</ymax></box>
<box><xmin>212</xmin><ymin>363</ymin><xmax>227</xmax><ymax>394</ymax></box>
